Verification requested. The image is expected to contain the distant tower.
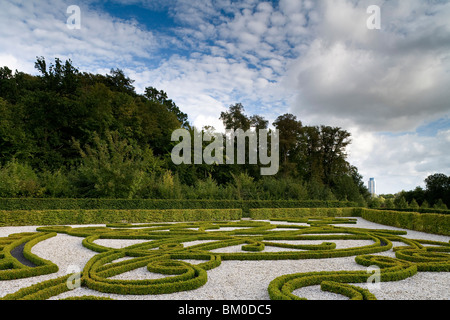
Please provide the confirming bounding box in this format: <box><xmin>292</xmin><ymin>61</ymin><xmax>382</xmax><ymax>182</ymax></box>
<box><xmin>368</xmin><ymin>178</ymin><xmax>376</xmax><ymax>197</ymax></box>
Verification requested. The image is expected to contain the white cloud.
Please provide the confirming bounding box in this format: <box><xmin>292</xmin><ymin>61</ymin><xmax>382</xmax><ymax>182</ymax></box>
<box><xmin>2</xmin><ymin>0</ymin><xmax>449</xmax><ymax>194</ymax></box>
<box><xmin>0</xmin><ymin>0</ymin><xmax>159</xmax><ymax>74</ymax></box>
<box><xmin>348</xmin><ymin>128</ymin><xmax>450</xmax><ymax>194</ymax></box>
<box><xmin>285</xmin><ymin>0</ymin><xmax>450</xmax><ymax>132</ymax></box>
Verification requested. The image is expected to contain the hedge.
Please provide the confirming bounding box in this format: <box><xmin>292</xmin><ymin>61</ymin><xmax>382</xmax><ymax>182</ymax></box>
<box><xmin>0</xmin><ymin>198</ymin><xmax>357</xmax><ymax>214</ymax></box>
<box><xmin>0</xmin><ymin>232</ymin><xmax>59</xmax><ymax>280</ymax></box>
<box><xmin>249</xmin><ymin>208</ymin><xmax>356</xmax><ymax>219</ymax></box>
<box><xmin>320</xmin><ymin>281</ymin><xmax>377</xmax><ymax>300</ymax></box>
<box><xmin>0</xmin><ymin>209</ymin><xmax>243</xmax><ymax>227</ymax></box>
<box><xmin>378</xmin><ymin>207</ymin><xmax>450</xmax><ymax>215</ymax></box>
<box><xmin>1</xmin><ymin>274</ymin><xmax>73</xmax><ymax>300</ymax></box>
<box><xmin>1</xmin><ymin>217</ymin><xmax>449</xmax><ymax>300</ymax></box>
<box><xmin>360</xmin><ymin>209</ymin><xmax>450</xmax><ymax>236</ymax></box>
<box><xmin>268</xmin><ymin>255</ymin><xmax>418</xmax><ymax>300</ymax></box>
<box><xmin>251</xmin><ymin>208</ymin><xmax>450</xmax><ymax>236</ymax></box>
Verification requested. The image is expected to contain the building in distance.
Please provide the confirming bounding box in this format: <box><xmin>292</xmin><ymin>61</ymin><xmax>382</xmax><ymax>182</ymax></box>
<box><xmin>368</xmin><ymin>178</ymin><xmax>376</xmax><ymax>197</ymax></box>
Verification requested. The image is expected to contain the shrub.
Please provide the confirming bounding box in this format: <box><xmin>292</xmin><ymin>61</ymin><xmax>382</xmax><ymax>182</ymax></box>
<box><xmin>0</xmin><ymin>160</ymin><xmax>44</xmax><ymax>198</ymax></box>
<box><xmin>249</xmin><ymin>207</ymin><xmax>356</xmax><ymax>220</ymax></box>
<box><xmin>360</xmin><ymin>209</ymin><xmax>450</xmax><ymax>236</ymax></box>
<box><xmin>0</xmin><ymin>209</ymin><xmax>243</xmax><ymax>226</ymax></box>
<box><xmin>2</xmin><ymin>218</ymin><xmax>448</xmax><ymax>300</ymax></box>
<box><xmin>0</xmin><ymin>232</ymin><xmax>58</xmax><ymax>281</ymax></box>
<box><xmin>269</xmin><ymin>255</ymin><xmax>418</xmax><ymax>300</ymax></box>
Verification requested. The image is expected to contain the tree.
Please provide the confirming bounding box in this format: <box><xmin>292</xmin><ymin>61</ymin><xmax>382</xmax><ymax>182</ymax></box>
<box><xmin>220</xmin><ymin>103</ymin><xmax>251</xmax><ymax>131</ymax></box>
<box><xmin>35</xmin><ymin>57</ymin><xmax>80</xmax><ymax>95</ymax></box>
<box><xmin>332</xmin><ymin>175</ymin><xmax>362</xmax><ymax>203</ymax></box>
<box><xmin>425</xmin><ymin>173</ymin><xmax>450</xmax><ymax>208</ymax></box>
<box><xmin>295</xmin><ymin>125</ymin><xmax>352</xmax><ymax>186</ymax></box>
<box><xmin>72</xmin><ymin>130</ymin><xmax>162</xmax><ymax>198</ymax></box>
<box><xmin>0</xmin><ymin>159</ymin><xmax>43</xmax><ymax>197</ymax></box>
<box><xmin>250</xmin><ymin>115</ymin><xmax>269</xmax><ymax>130</ymax></box>
<box><xmin>105</xmin><ymin>68</ymin><xmax>135</xmax><ymax>95</ymax></box>
<box><xmin>145</xmin><ymin>87</ymin><xmax>188</xmax><ymax>127</ymax></box>
<box><xmin>272</xmin><ymin>114</ymin><xmax>302</xmax><ymax>165</ymax></box>
<box><xmin>421</xmin><ymin>199</ymin><xmax>430</xmax><ymax>209</ymax></box>
<box><xmin>433</xmin><ymin>199</ymin><xmax>448</xmax><ymax>210</ymax></box>
<box><xmin>385</xmin><ymin>198</ymin><xmax>395</xmax><ymax>209</ymax></box>
<box><xmin>403</xmin><ymin>186</ymin><xmax>426</xmax><ymax>206</ymax></box>
<box><xmin>409</xmin><ymin>198</ymin><xmax>419</xmax><ymax>209</ymax></box>
<box><xmin>394</xmin><ymin>196</ymin><xmax>409</xmax><ymax>209</ymax></box>
<box><xmin>319</xmin><ymin>126</ymin><xmax>351</xmax><ymax>186</ymax></box>
<box><xmin>0</xmin><ymin>57</ymin><xmax>370</xmax><ymax>202</ymax></box>
<box><xmin>295</xmin><ymin>126</ymin><xmax>321</xmax><ymax>181</ymax></box>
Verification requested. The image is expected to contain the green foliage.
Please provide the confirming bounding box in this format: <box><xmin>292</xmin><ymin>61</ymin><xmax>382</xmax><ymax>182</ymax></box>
<box><xmin>220</xmin><ymin>103</ymin><xmax>251</xmax><ymax>131</ymax></box>
<box><xmin>434</xmin><ymin>199</ymin><xmax>448</xmax><ymax>210</ymax></box>
<box><xmin>72</xmin><ymin>130</ymin><xmax>162</xmax><ymax>198</ymax></box>
<box><xmin>0</xmin><ymin>160</ymin><xmax>44</xmax><ymax>197</ymax></box>
<box><xmin>0</xmin><ymin>232</ymin><xmax>58</xmax><ymax>280</ymax></box>
<box><xmin>360</xmin><ymin>209</ymin><xmax>450</xmax><ymax>236</ymax></box>
<box><xmin>394</xmin><ymin>196</ymin><xmax>409</xmax><ymax>209</ymax></box>
<box><xmin>39</xmin><ymin>169</ymin><xmax>73</xmax><ymax>198</ymax></box>
<box><xmin>402</xmin><ymin>174</ymin><xmax>450</xmax><ymax>210</ymax></box>
<box><xmin>1</xmin><ymin>216</ymin><xmax>449</xmax><ymax>300</ymax></box>
<box><xmin>249</xmin><ymin>207</ymin><xmax>356</xmax><ymax>220</ymax></box>
<box><xmin>307</xmin><ymin>178</ymin><xmax>336</xmax><ymax>201</ymax></box>
<box><xmin>0</xmin><ymin>57</ymin><xmax>372</xmax><ymax>203</ymax></box>
<box><xmin>421</xmin><ymin>199</ymin><xmax>430</xmax><ymax>209</ymax></box>
<box><xmin>0</xmin><ymin>209</ymin><xmax>243</xmax><ymax>227</ymax></box>
<box><xmin>382</xmin><ymin>198</ymin><xmax>393</xmax><ymax>209</ymax></box>
<box><xmin>409</xmin><ymin>198</ymin><xmax>420</xmax><ymax>209</ymax></box>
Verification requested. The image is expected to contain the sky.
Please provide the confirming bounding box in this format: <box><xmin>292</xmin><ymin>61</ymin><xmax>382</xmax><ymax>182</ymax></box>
<box><xmin>0</xmin><ymin>0</ymin><xmax>449</xmax><ymax>194</ymax></box>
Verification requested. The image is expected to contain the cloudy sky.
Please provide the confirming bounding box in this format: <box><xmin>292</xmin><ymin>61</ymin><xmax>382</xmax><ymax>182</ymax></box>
<box><xmin>1</xmin><ymin>0</ymin><xmax>449</xmax><ymax>194</ymax></box>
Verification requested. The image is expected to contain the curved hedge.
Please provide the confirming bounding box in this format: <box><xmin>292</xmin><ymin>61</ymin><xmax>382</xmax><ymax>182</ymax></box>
<box><xmin>0</xmin><ymin>232</ymin><xmax>58</xmax><ymax>280</ymax></box>
<box><xmin>1</xmin><ymin>217</ymin><xmax>449</xmax><ymax>300</ymax></box>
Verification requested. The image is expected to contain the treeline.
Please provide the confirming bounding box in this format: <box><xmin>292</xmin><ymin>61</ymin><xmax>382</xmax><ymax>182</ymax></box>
<box><xmin>368</xmin><ymin>173</ymin><xmax>450</xmax><ymax>210</ymax></box>
<box><xmin>0</xmin><ymin>57</ymin><xmax>368</xmax><ymax>203</ymax></box>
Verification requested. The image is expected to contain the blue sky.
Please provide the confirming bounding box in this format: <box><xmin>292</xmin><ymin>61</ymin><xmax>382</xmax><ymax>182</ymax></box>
<box><xmin>1</xmin><ymin>0</ymin><xmax>449</xmax><ymax>194</ymax></box>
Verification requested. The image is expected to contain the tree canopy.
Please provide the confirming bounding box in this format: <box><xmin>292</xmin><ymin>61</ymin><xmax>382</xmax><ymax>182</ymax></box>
<box><xmin>0</xmin><ymin>57</ymin><xmax>369</xmax><ymax>202</ymax></box>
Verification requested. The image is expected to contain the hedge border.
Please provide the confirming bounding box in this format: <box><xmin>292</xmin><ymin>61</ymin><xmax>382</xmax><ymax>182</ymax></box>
<box><xmin>0</xmin><ymin>209</ymin><xmax>243</xmax><ymax>227</ymax></box>
<box><xmin>0</xmin><ymin>232</ymin><xmax>58</xmax><ymax>280</ymax></box>
<box><xmin>1</xmin><ymin>217</ymin><xmax>449</xmax><ymax>300</ymax></box>
<box><xmin>359</xmin><ymin>208</ymin><xmax>450</xmax><ymax>236</ymax></box>
<box><xmin>0</xmin><ymin>198</ymin><xmax>357</xmax><ymax>214</ymax></box>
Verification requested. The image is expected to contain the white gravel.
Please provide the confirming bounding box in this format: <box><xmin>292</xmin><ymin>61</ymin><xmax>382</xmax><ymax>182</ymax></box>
<box><xmin>0</xmin><ymin>218</ymin><xmax>448</xmax><ymax>300</ymax></box>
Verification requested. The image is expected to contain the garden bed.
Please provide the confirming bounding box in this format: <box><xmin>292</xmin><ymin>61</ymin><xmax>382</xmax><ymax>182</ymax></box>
<box><xmin>0</xmin><ymin>217</ymin><xmax>448</xmax><ymax>300</ymax></box>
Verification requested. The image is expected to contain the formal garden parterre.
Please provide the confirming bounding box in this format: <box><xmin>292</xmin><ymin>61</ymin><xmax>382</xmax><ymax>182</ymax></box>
<box><xmin>0</xmin><ymin>201</ymin><xmax>449</xmax><ymax>300</ymax></box>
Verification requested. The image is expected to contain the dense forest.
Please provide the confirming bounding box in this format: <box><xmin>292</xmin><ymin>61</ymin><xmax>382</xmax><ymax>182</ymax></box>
<box><xmin>0</xmin><ymin>57</ymin><xmax>372</xmax><ymax>203</ymax></box>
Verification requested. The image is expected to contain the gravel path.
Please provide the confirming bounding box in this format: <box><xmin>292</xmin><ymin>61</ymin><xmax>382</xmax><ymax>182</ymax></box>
<box><xmin>0</xmin><ymin>218</ymin><xmax>448</xmax><ymax>300</ymax></box>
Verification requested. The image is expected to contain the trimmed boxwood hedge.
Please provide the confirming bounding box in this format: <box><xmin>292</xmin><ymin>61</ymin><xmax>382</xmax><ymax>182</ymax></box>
<box><xmin>1</xmin><ymin>217</ymin><xmax>449</xmax><ymax>300</ymax></box>
<box><xmin>0</xmin><ymin>198</ymin><xmax>357</xmax><ymax>215</ymax></box>
<box><xmin>378</xmin><ymin>207</ymin><xmax>450</xmax><ymax>215</ymax></box>
<box><xmin>0</xmin><ymin>232</ymin><xmax>58</xmax><ymax>280</ymax></box>
<box><xmin>251</xmin><ymin>207</ymin><xmax>449</xmax><ymax>236</ymax></box>
<box><xmin>360</xmin><ymin>208</ymin><xmax>450</xmax><ymax>236</ymax></box>
<box><xmin>0</xmin><ymin>209</ymin><xmax>243</xmax><ymax>227</ymax></box>
<box><xmin>320</xmin><ymin>281</ymin><xmax>377</xmax><ymax>300</ymax></box>
<box><xmin>249</xmin><ymin>207</ymin><xmax>356</xmax><ymax>219</ymax></box>
<box><xmin>268</xmin><ymin>255</ymin><xmax>419</xmax><ymax>300</ymax></box>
